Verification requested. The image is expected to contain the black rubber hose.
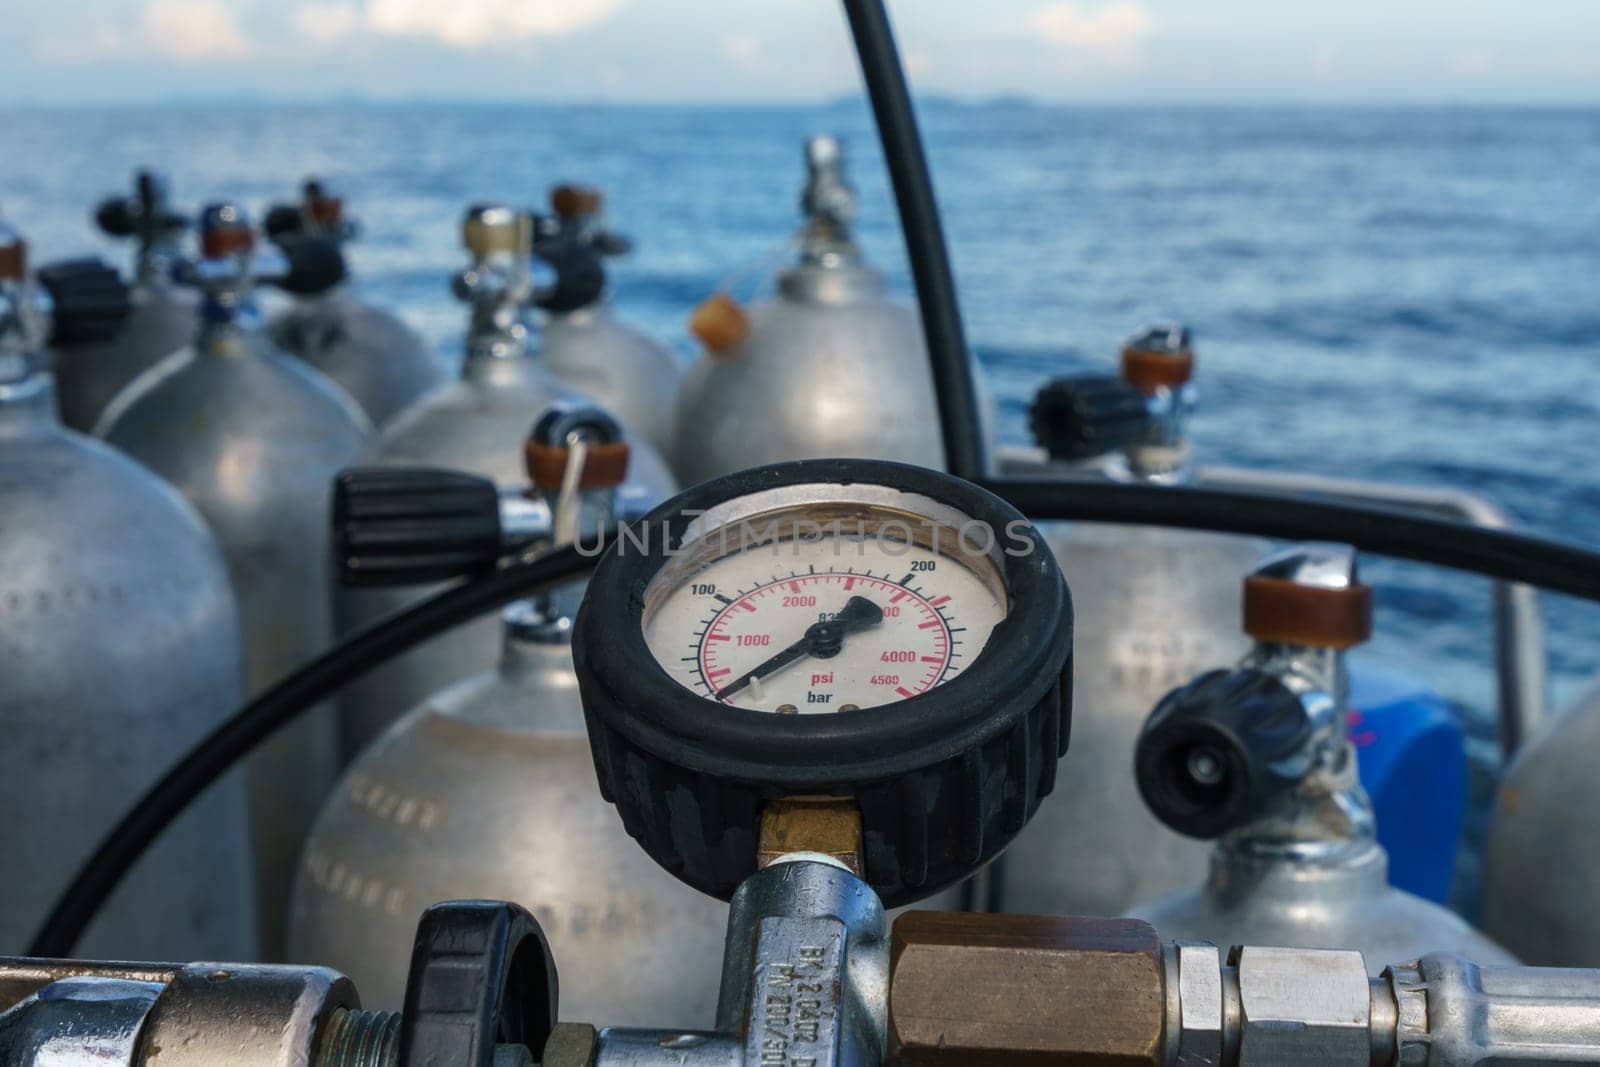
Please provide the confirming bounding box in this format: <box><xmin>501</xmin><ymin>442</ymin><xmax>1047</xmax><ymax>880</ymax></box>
<box><xmin>841</xmin><ymin>0</ymin><xmax>989</xmax><ymax>482</ymax></box>
<box><xmin>28</xmin><ymin>541</ymin><xmax>608</xmax><ymax>957</ymax></box>
<box><xmin>989</xmin><ymin>479</ymin><xmax>1600</xmax><ymax>600</ymax></box>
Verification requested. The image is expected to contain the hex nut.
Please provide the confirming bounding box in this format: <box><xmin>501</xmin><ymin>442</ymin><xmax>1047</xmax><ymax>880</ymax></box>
<box><xmin>1173</xmin><ymin>941</ymin><xmax>1223</xmax><ymax>1066</ymax></box>
<box><xmin>888</xmin><ymin>911</ymin><xmax>1165</xmax><ymax>1065</ymax></box>
<box><xmin>1234</xmin><ymin>946</ymin><xmax>1369</xmax><ymax>1065</ymax></box>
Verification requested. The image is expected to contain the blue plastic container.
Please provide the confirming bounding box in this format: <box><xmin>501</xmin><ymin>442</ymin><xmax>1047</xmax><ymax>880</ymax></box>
<box><xmin>1347</xmin><ymin>657</ymin><xmax>1466</xmax><ymax>904</ymax></box>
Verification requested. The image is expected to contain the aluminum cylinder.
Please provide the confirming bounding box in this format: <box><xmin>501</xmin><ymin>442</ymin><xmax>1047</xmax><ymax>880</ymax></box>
<box><xmin>1002</xmin><ymin>522</ymin><xmax>1268</xmax><ymax>916</ymax></box>
<box><xmin>0</xmin><ymin>371</ymin><xmax>256</xmax><ymax>961</ymax></box>
<box><xmin>269</xmin><ymin>287</ymin><xmax>445</xmax><ymax>428</ymax></box>
<box><xmin>671</xmin><ymin>264</ymin><xmax>951</xmax><ymax>487</ymax></box>
<box><xmin>289</xmin><ymin>608</ymin><xmax>729</xmax><ymax>1026</ymax></box>
<box><xmin>1484</xmin><ymin>681</ymin><xmax>1600</xmax><ymax>966</ymax></box>
<box><xmin>96</xmin><ymin>327</ymin><xmax>371</xmax><ymax>958</ymax></box>
<box><xmin>1130</xmin><ymin>842</ymin><xmax>1515</xmax><ymax>975</ymax></box>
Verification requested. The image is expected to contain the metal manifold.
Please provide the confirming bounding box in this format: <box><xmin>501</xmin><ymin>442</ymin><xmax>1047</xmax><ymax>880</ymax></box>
<box><xmin>6</xmin><ymin>865</ymin><xmax>1600</xmax><ymax>1066</ymax></box>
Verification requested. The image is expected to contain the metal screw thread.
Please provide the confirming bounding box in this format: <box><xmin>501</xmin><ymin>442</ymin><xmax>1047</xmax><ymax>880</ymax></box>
<box><xmin>318</xmin><ymin>1007</ymin><xmax>403</xmax><ymax>1067</ymax></box>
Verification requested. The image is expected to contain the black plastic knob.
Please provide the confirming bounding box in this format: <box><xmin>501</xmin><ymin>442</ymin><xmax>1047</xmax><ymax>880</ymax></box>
<box><xmin>34</xmin><ymin>258</ymin><xmax>132</xmax><ymax>346</ymax></box>
<box><xmin>399</xmin><ymin>900</ymin><xmax>557</xmax><ymax>1067</ymax></box>
<box><xmin>94</xmin><ymin>198</ymin><xmax>138</xmax><ymax>239</ymax></box>
<box><xmin>1028</xmin><ymin>374</ymin><xmax>1149</xmax><ymax>461</ymax></box>
<box><xmin>333</xmin><ymin>467</ymin><xmax>504</xmax><ymax>587</ymax></box>
<box><xmin>270</xmin><ymin>235</ymin><xmax>346</xmax><ymax>296</ymax></box>
<box><xmin>262</xmin><ymin>204</ymin><xmax>305</xmax><ymax>241</ymax></box>
<box><xmin>1134</xmin><ymin>668</ymin><xmax>1314</xmax><ymax>839</ymax></box>
<box><xmin>533</xmin><ymin>238</ymin><xmax>606</xmax><ymax>314</ymax></box>
<box><xmin>531</xmin><ymin>403</ymin><xmax>623</xmax><ymax>448</ymax></box>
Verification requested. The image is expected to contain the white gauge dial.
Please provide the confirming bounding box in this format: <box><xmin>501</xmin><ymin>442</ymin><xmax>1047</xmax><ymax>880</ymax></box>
<box><xmin>644</xmin><ymin>532</ymin><xmax>1006</xmax><ymax>713</ymax></box>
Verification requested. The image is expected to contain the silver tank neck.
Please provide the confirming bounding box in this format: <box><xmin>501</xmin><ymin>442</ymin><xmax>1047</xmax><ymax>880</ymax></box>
<box><xmin>134</xmin><ymin>240</ymin><xmax>184</xmax><ymax>289</ymax></box>
<box><xmin>1209</xmin><ymin>832</ymin><xmax>1389</xmax><ymax>894</ymax></box>
<box><xmin>503</xmin><ymin>599</ymin><xmax>573</xmax><ymax>648</ymax></box>
<box><xmin>0</xmin><ymin>366</ymin><xmax>62</xmax><ymax>431</ymax></box>
<box><xmin>777</xmin><ymin>259</ymin><xmax>885</xmax><ymax>306</ymax></box>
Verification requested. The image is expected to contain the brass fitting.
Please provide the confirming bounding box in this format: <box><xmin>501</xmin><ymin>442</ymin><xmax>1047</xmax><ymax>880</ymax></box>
<box><xmin>888</xmin><ymin>912</ymin><xmax>1166</xmax><ymax>1065</ymax></box>
<box><xmin>757</xmin><ymin>796</ymin><xmax>864</xmax><ymax>875</ymax></box>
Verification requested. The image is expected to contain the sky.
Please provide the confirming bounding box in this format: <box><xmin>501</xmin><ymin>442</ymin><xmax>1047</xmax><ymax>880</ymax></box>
<box><xmin>4</xmin><ymin>0</ymin><xmax>1600</xmax><ymax>105</ymax></box>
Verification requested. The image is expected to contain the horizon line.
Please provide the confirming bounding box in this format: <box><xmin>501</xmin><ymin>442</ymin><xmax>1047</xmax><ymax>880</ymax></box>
<box><xmin>5</xmin><ymin>93</ymin><xmax>1600</xmax><ymax>111</ymax></box>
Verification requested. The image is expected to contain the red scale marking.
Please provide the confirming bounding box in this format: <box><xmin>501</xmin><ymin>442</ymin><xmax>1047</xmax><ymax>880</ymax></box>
<box><xmin>698</xmin><ymin>572</ymin><xmax>957</xmax><ymax>703</ymax></box>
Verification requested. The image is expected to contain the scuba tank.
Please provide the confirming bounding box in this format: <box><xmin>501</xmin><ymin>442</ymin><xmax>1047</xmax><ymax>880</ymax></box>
<box><xmin>672</xmin><ymin>135</ymin><xmax>976</xmax><ymax>484</ymax></box>
<box><xmin>0</xmin><ymin>220</ymin><xmax>255</xmax><ymax>959</ymax></box>
<box><xmin>1125</xmin><ymin>544</ymin><xmax>1514</xmax><ymax>971</ymax></box>
<box><xmin>50</xmin><ymin>169</ymin><xmax>197</xmax><ymax>432</ymax></box>
<box><xmin>1483</xmin><ymin>684</ymin><xmax>1600</xmax><ymax>965</ymax></box>
<box><xmin>95</xmin><ymin>202</ymin><xmax>373</xmax><ymax>958</ymax></box>
<box><xmin>264</xmin><ymin>179</ymin><xmax>446</xmax><ymax>426</ymax></box>
<box><xmin>534</xmin><ymin>183</ymin><xmax>682</xmax><ymax>456</ymax></box>
<box><xmin>334</xmin><ymin>203</ymin><xmax>675</xmax><ymax>759</ymax></box>
<box><xmin>999</xmin><ymin>325</ymin><xmax>1268</xmax><ymax>916</ymax></box>
<box><xmin>290</xmin><ymin>410</ymin><xmax>728</xmax><ymax>1023</ymax></box>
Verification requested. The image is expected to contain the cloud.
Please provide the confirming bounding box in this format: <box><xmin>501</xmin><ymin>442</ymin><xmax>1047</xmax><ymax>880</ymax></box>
<box><xmin>364</xmin><ymin>0</ymin><xmax>623</xmax><ymax>48</ymax></box>
<box><xmin>292</xmin><ymin>4</ymin><xmax>361</xmax><ymax>46</ymax></box>
<box><xmin>1029</xmin><ymin>1</ymin><xmax>1155</xmax><ymax>68</ymax></box>
<box><xmin>142</xmin><ymin>0</ymin><xmax>250</xmax><ymax>58</ymax></box>
<box><xmin>39</xmin><ymin>0</ymin><xmax>250</xmax><ymax>61</ymax></box>
<box><xmin>719</xmin><ymin>34</ymin><xmax>763</xmax><ymax>70</ymax></box>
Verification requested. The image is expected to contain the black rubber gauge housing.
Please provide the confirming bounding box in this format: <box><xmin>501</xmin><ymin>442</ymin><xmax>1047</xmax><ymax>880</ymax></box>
<box><xmin>573</xmin><ymin>458</ymin><xmax>1073</xmax><ymax>906</ymax></box>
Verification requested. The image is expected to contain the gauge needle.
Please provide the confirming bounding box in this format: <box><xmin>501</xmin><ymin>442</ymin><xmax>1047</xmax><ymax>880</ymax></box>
<box><xmin>716</xmin><ymin>595</ymin><xmax>883</xmax><ymax>702</ymax></box>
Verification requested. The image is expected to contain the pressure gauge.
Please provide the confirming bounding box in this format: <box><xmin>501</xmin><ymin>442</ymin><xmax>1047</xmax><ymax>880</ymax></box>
<box><xmin>574</xmin><ymin>459</ymin><xmax>1073</xmax><ymax>905</ymax></box>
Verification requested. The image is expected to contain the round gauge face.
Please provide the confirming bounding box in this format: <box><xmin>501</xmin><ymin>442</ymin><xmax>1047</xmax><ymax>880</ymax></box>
<box><xmin>643</xmin><ymin>516</ymin><xmax>1007</xmax><ymax>714</ymax></box>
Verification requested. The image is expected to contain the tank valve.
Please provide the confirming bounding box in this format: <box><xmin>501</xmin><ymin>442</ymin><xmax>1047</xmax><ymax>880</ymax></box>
<box><xmin>0</xmin><ymin>222</ymin><xmax>130</xmax><ymax>358</ymax></box>
<box><xmin>94</xmin><ymin>169</ymin><xmax>190</xmax><ymax>281</ymax></box>
<box><xmin>1028</xmin><ymin>373</ymin><xmax>1151</xmax><ymax>461</ymax></box>
<box><xmin>265</xmin><ymin>178</ymin><xmax>359</xmax><ymax>246</ymax></box>
<box><xmin>545</xmin><ymin>183</ymin><xmax>632</xmax><ymax>258</ymax></box>
<box><xmin>1135</xmin><ymin>543</ymin><xmax>1372</xmax><ymax>839</ymax></box>
<box><xmin>333</xmin><ymin>405</ymin><xmax>649</xmax><ymax>587</ymax></box>
<box><xmin>174</xmin><ymin>202</ymin><xmax>346</xmax><ymax>337</ymax></box>
<box><xmin>455</xmin><ymin>204</ymin><xmax>571</xmax><ymax>358</ymax></box>
<box><xmin>1028</xmin><ymin>321</ymin><xmax>1199</xmax><ymax>479</ymax></box>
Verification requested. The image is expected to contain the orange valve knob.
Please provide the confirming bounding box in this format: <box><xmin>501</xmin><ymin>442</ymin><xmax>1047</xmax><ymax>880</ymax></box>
<box><xmin>199</xmin><ymin>204</ymin><xmax>256</xmax><ymax>259</ymax></box>
<box><xmin>689</xmin><ymin>291</ymin><xmax>750</xmax><ymax>356</ymax></box>
<box><xmin>1120</xmin><ymin>322</ymin><xmax>1195</xmax><ymax>395</ymax></box>
<box><xmin>550</xmin><ymin>184</ymin><xmax>604</xmax><ymax>220</ymax></box>
<box><xmin>0</xmin><ymin>234</ymin><xmax>25</xmax><ymax>282</ymax></box>
<box><xmin>525</xmin><ymin>405</ymin><xmax>630</xmax><ymax>491</ymax></box>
